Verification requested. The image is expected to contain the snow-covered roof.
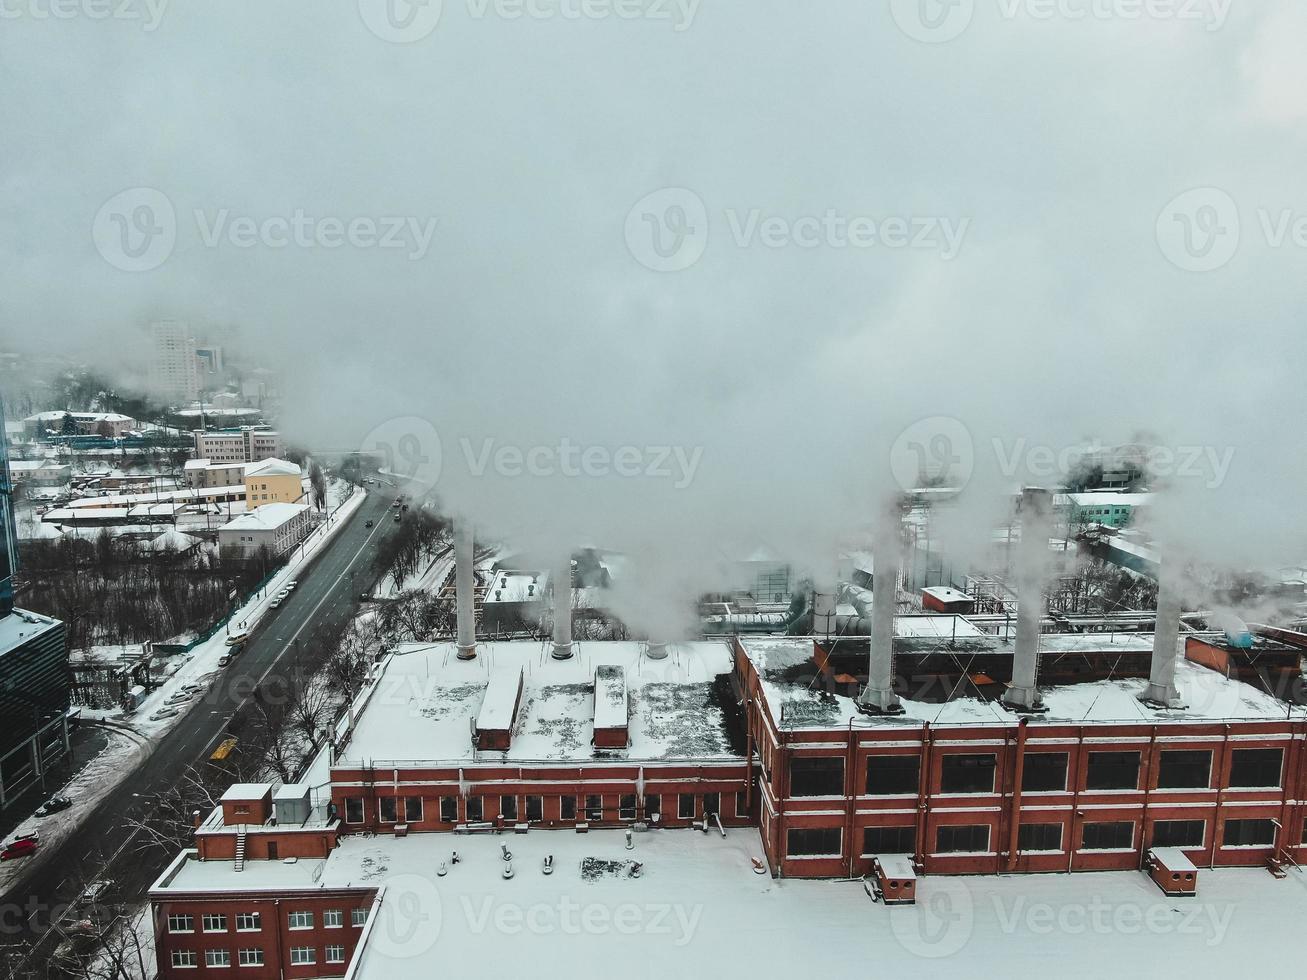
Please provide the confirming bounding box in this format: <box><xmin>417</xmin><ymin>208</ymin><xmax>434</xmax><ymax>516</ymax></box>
<box><xmin>336</xmin><ymin>640</ymin><xmax>738</xmax><ymax>765</ymax></box>
<box><xmin>147</xmin><ymin>529</ymin><xmax>203</xmax><ymax>551</ymax></box>
<box><xmin>244</xmin><ymin>456</ymin><xmax>301</xmax><ymax>478</ymax></box>
<box><xmin>594</xmin><ymin>664</ymin><xmax>628</xmax><ymax>730</ymax></box>
<box><xmin>221</xmin><ymin>783</ymin><xmax>272</xmax><ymax>802</ymax></box>
<box><xmin>922</xmin><ymin>586</ymin><xmax>971</xmax><ymax>603</ymax></box>
<box><xmin>150</xmin><ymin>829</ymin><xmax>1307</xmax><ymax>979</ymax></box>
<box><xmin>0</xmin><ymin>608</ymin><xmax>62</xmax><ymax>654</ymax></box>
<box><xmin>221</xmin><ymin>502</ymin><xmax>308</xmax><ymax>531</ymax></box>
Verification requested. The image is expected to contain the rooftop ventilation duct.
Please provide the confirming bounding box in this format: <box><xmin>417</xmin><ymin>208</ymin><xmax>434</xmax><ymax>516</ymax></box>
<box><xmin>455</xmin><ymin>517</ymin><xmax>477</xmax><ymax>661</ymax></box>
<box><xmin>858</xmin><ymin>512</ymin><xmax>903</xmax><ymax>715</ymax></box>
<box><xmin>552</xmin><ymin>556</ymin><xmax>574</xmax><ymax>660</ymax></box>
<box><xmin>1003</xmin><ymin>487</ymin><xmax>1051</xmax><ymax>713</ymax></box>
<box><xmin>1140</xmin><ymin>557</ymin><xmax>1185</xmax><ymax>708</ymax></box>
<box><xmin>812</xmin><ymin>589</ymin><xmax>837</xmax><ymax>637</ymax></box>
<box><xmin>646</xmin><ymin>641</ymin><xmax>668</xmax><ymax>660</ymax></box>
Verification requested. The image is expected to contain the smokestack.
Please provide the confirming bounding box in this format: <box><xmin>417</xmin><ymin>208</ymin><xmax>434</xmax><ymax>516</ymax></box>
<box><xmin>1003</xmin><ymin>487</ymin><xmax>1050</xmax><ymax>713</ymax></box>
<box><xmin>455</xmin><ymin>517</ymin><xmax>477</xmax><ymax>661</ymax></box>
<box><xmin>551</xmin><ymin>556</ymin><xmax>574</xmax><ymax>660</ymax></box>
<box><xmin>645</xmin><ymin>641</ymin><xmax>668</xmax><ymax>660</ymax></box>
<box><xmin>1140</xmin><ymin>557</ymin><xmax>1185</xmax><ymax>708</ymax></box>
<box><xmin>812</xmin><ymin>589</ymin><xmax>837</xmax><ymax>636</ymax></box>
<box><xmin>858</xmin><ymin>513</ymin><xmax>902</xmax><ymax>715</ymax></box>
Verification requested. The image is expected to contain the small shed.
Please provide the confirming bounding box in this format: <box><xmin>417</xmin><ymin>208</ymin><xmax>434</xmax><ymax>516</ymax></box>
<box><xmin>1146</xmin><ymin>847</ymin><xmax>1198</xmax><ymax>896</ymax></box>
<box><xmin>921</xmin><ymin>587</ymin><xmax>975</xmax><ymax>614</ymax></box>
<box><xmin>475</xmin><ymin>667</ymin><xmax>524</xmax><ymax>751</ymax></box>
<box><xmin>593</xmin><ymin>664</ymin><xmax>629</xmax><ymax>748</ymax></box>
<box><xmin>870</xmin><ymin>855</ymin><xmax>917</xmax><ymax>905</ymax></box>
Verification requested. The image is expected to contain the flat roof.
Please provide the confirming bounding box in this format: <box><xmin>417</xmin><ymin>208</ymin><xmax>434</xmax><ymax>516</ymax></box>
<box><xmin>740</xmin><ymin>636</ymin><xmax>1304</xmax><ymax>729</ymax></box>
<box><xmin>151</xmin><ymin>829</ymin><xmax>1307</xmax><ymax>979</ymax></box>
<box><xmin>0</xmin><ymin>608</ymin><xmax>62</xmax><ymax>654</ymax></box>
<box><xmin>221</xmin><ymin>502</ymin><xmax>309</xmax><ymax>531</ymax></box>
<box><xmin>337</xmin><ymin>641</ymin><xmax>739</xmax><ymax>765</ymax></box>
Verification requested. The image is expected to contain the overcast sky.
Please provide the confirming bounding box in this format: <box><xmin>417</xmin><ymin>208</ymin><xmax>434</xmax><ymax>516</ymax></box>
<box><xmin>2</xmin><ymin>1</ymin><xmax>1304</xmax><ymax>626</ymax></box>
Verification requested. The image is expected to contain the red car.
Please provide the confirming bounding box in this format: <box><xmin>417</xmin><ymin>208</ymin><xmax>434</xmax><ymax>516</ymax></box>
<box><xmin>1</xmin><ymin>833</ymin><xmax>40</xmax><ymax>861</ymax></box>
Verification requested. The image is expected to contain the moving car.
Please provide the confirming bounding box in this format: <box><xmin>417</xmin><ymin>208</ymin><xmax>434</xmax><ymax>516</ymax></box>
<box><xmin>35</xmin><ymin>796</ymin><xmax>72</xmax><ymax>817</ymax></box>
<box><xmin>1</xmin><ymin>834</ymin><xmax>40</xmax><ymax>861</ymax></box>
<box><xmin>365</xmin><ymin>519</ymin><xmax>374</xmax><ymax>528</ymax></box>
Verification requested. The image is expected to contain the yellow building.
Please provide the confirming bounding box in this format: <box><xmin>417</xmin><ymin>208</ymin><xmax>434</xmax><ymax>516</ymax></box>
<box><xmin>243</xmin><ymin>457</ymin><xmax>304</xmax><ymax>509</ymax></box>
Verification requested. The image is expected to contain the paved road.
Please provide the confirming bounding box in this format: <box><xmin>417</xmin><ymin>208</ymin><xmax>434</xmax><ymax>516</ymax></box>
<box><xmin>0</xmin><ymin>486</ymin><xmax>401</xmax><ymax>970</ymax></box>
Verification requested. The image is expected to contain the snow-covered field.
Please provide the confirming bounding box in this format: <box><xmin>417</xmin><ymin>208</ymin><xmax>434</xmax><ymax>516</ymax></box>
<box><xmin>0</xmin><ymin>484</ymin><xmax>367</xmax><ymax>894</ymax></box>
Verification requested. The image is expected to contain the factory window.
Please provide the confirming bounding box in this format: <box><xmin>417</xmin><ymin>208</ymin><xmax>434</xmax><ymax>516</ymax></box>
<box><xmin>344</xmin><ymin>797</ymin><xmax>364</xmax><ymax>823</ymax></box>
<box><xmin>235</xmin><ymin>913</ymin><xmax>260</xmax><ymax>932</ymax></box>
<box><xmin>467</xmin><ymin>797</ymin><xmax>484</xmax><ymax>822</ymax></box>
<box><xmin>703</xmin><ymin>792</ymin><xmax>720</xmax><ymax>816</ymax></box>
<box><xmin>440</xmin><ymin>796</ymin><xmax>457</xmax><ymax>822</ymax></box>
<box><xmin>288</xmin><ymin>911</ymin><xmax>313</xmax><ymax>930</ymax></box>
<box><xmin>736</xmin><ymin>791</ymin><xmax>749</xmax><ymax>817</ymax></box>
<box><xmin>171</xmin><ymin>951</ymin><xmax>198</xmax><ymax>968</ymax></box>
<box><xmin>1152</xmin><ymin>820</ymin><xmax>1205</xmax><ymax>848</ymax></box>
<box><xmin>561</xmin><ymin>796</ymin><xmax>577</xmax><ymax>820</ymax></box>
<box><xmin>619</xmin><ymin>794</ymin><xmax>637</xmax><ymax>820</ymax></box>
<box><xmin>585</xmin><ymin>794</ymin><xmax>603</xmax><ymax>821</ymax></box>
<box><xmin>678</xmin><ymin>794</ymin><xmax>696</xmax><ymax>819</ymax></box>
<box><xmin>863</xmin><ymin>825</ymin><xmax>916</xmax><ymax>856</ymax></box>
<box><xmin>351</xmin><ymin>908</ymin><xmax>368</xmax><ymax>927</ymax></box>
<box><xmin>238</xmin><ymin>949</ymin><xmax>264</xmax><ymax>967</ymax></box>
<box><xmin>645</xmin><ymin>794</ymin><xmax>661</xmax><ymax>818</ymax></box>
<box><xmin>202</xmin><ymin>914</ymin><xmax>227</xmax><ymax>932</ymax></box>
<box><xmin>526</xmin><ymin>795</ymin><xmax>544</xmax><ymax>821</ymax></box>
<box><xmin>379</xmin><ymin>796</ymin><xmax>397</xmax><ymax>823</ymax></box>
<box><xmin>866</xmin><ymin>755</ymin><xmax>920</xmax><ymax>795</ymax></box>
<box><xmin>1018</xmin><ymin>823</ymin><xmax>1063</xmax><ymax>852</ymax></box>
<box><xmin>789</xmin><ymin>757</ymin><xmax>845</xmax><ymax>797</ymax></box>
<box><xmin>1022</xmin><ymin>753</ymin><xmax>1068</xmax><ymax>792</ymax></box>
<box><xmin>168</xmin><ymin>914</ymin><xmax>194</xmax><ymax>933</ymax></box>
<box><xmin>936</xmin><ymin>824</ymin><xmax>990</xmax><ymax>853</ymax></box>
<box><xmin>500</xmin><ymin>795</ymin><xmax>518</xmax><ymax>821</ymax></box>
<box><xmin>405</xmin><ymin>796</ymin><xmax>423</xmax><ymax>823</ymax></box>
<box><xmin>1223</xmin><ymin>819</ymin><xmax>1276</xmax><ymax>847</ymax></box>
<box><xmin>1227</xmin><ymin>748</ymin><xmax>1283</xmax><ymax>788</ymax></box>
<box><xmin>1081</xmin><ymin>821</ymin><xmax>1134</xmax><ymax>850</ymax></box>
<box><xmin>940</xmin><ymin>754</ymin><xmax>997</xmax><ymax>794</ymax></box>
<box><xmin>787</xmin><ymin>827</ymin><xmax>842</xmax><ymax>857</ymax></box>
<box><xmin>290</xmin><ymin>947</ymin><xmax>315</xmax><ymax>966</ymax></box>
<box><xmin>326</xmin><ymin>946</ymin><xmax>346</xmax><ymax>964</ymax></box>
<box><xmin>205</xmin><ymin>950</ymin><xmax>231</xmax><ymax>968</ymax></box>
<box><xmin>323</xmin><ymin>910</ymin><xmax>343</xmax><ymax>928</ymax></box>
<box><xmin>1085</xmin><ymin>752</ymin><xmax>1140</xmax><ymax>790</ymax></box>
<box><xmin>1156</xmin><ymin>750</ymin><xmax>1212</xmax><ymax>789</ymax></box>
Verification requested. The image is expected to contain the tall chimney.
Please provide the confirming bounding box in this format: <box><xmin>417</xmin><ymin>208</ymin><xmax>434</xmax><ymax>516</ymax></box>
<box><xmin>1003</xmin><ymin>487</ymin><xmax>1050</xmax><ymax>712</ymax></box>
<box><xmin>551</xmin><ymin>556</ymin><xmax>574</xmax><ymax>660</ymax></box>
<box><xmin>455</xmin><ymin>517</ymin><xmax>477</xmax><ymax>660</ymax></box>
<box><xmin>858</xmin><ymin>513</ymin><xmax>902</xmax><ymax>714</ymax></box>
<box><xmin>1140</xmin><ymin>557</ymin><xmax>1185</xmax><ymax>708</ymax></box>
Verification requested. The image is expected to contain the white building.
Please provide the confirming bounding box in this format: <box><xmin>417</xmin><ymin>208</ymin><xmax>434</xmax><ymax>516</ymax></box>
<box><xmin>192</xmin><ymin>427</ymin><xmax>284</xmax><ymax>464</ymax></box>
<box><xmin>217</xmin><ymin>502</ymin><xmax>310</xmax><ymax>559</ymax></box>
<box><xmin>150</xmin><ymin>320</ymin><xmax>200</xmax><ymax>404</ymax></box>
<box><xmin>22</xmin><ymin>411</ymin><xmax>137</xmax><ymax>438</ymax></box>
<box><xmin>8</xmin><ymin>459</ymin><xmax>72</xmax><ymax>487</ymax></box>
<box><xmin>182</xmin><ymin>458</ymin><xmax>247</xmax><ymax>489</ymax></box>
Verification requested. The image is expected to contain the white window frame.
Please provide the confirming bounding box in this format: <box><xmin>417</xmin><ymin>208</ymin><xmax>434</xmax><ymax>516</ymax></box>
<box><xmin>205</xmin><ymin>950</ymin><xmax>231</xmax><ymax>968</ymax></box>
<box><xmin>351</xmin><ymin>907</ymin><xmax>368</xmax><ymax>927</ymax></box>
<box><xmin>238</xmin><ymin>948</ymin><xmax>264</xmax><ymax>967</ymax></box>
<box><xmin>202</xmin><ymin>914</ymin><xmax>227</xmax><ymax>933</ymax></box>
<box><xmin>288</xmin><ymin>910</ymin><xmax>314</xmax><ymax>930</ymax></box>
<box><xmin>171</xmin><ymin>950</ymin><xmax>198</xmax><ymax>969</ymax></box>
<box><xmin>323</xmin><ymin>909</ymin><xmax>344</xmax><ymax>929</ymax></box>
<box><xmin>325</xmin><ymin>945</ymin><xmax>346</xmax><ymax>964</ymax></box>
<box><xmin>236</xmin><ymin>912</ymin><xmax>261</xmax><ymax>932</ymax></box>
<box><xmin>168</xmin><ymin>914</ymin><xmax>195</xmax><ymax>934</ymax></box>
<box><xmin>290</xmin><ymin>946</ymin><xmax>316</xmax><ymax>965</ymax></box>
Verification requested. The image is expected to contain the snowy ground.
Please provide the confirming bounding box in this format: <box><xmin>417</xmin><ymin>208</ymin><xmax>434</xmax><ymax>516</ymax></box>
<box><xmin>0</xmin><ymin>484</ymin><xmax>368</xmax><ymax>889</ymax></box>
<box><xmin>156</xmin><ymin>827</ymin><xmax>1307</xmax><ymax>979</ymax></box>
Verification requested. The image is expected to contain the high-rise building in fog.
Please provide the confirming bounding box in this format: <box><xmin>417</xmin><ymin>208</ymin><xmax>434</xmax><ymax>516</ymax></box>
<box><xmin>0</xmin><ymin>396</ymin><xmax>17</xmax><ymax>617</ymax></box>
<box><xmin>150</xmin><ymin>320</ymin><xmax>200</xmax><ymax>404</ymax></box>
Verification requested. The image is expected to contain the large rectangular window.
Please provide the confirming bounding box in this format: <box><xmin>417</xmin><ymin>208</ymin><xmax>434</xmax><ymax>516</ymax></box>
<box><xmin>379</xmin><ymin>796</ymin><xmax>398</xmax><ymax>823</ymax></box>
<box><xmin>789</xmin><ymin>757</ymin><xmax>845</xmax><ymax>797</ymax></box>
<box><xmin>1022</xmin><ymin>753</ymin><xmax>1068</xmax><ymax>792</ymax></box>
<box><xmin>344</xmin><ymin>797</ymin><xmax>364</xmax><ymax>823</ymax></box>
<box><xmin>619</xmin><ymin>794</ymin><xmax>637</xmax><ymax>820</ymax></box>
<box><xmin>1223</xmin><ymin>819</ymin><xmax>1276</xmax><ymax>847</ymax></box>
<box><xmin>787</xmin><ymin>827</ymin><xmax>842</xmax><ymax>857</ymax></box>
<box><xmin>936</xmin><ymin>824</ymin><xmax>990</xmax><ymax>853</ymax></box>
<box><xmin>238</xmin><ymin>949</ymin><xmax>264</xmax><ymax>967</ymax></box>
<box><xmin>235</xmin><ymin>913</ymin><xmax>260</xmax><ymax>932</ymax></box>
<box><xmin>1018</xmin><ymin>823</ymin><xmax>1063</xmax><ymax>852</ymax></box>
<box><xmin>526</xmin><ymin>795</ymin><xmax>544</xmax><ymax>822</ymax></box>
<box><xmin>168</xmin><ymin>914</ymin><xmax>194</xmax><ymax>934</ymax></box>
<box><xmin>1156</xmin><ymin>750</ymin><xmax>1212</xmax><ymax>789</ymax></box>
<box><xmin>645</xmin><ymin>794</ymin><xmax>661</xmax><ymax>818</ymax></box>
<box><xmin>560</xmin><ymin>796</ymin><xmax>576</xmax><ymax>820</ymax></box>
<box><xmin>940</xmin><ymin>754</ymin><xmax>996</xmax><ymax>794</ymax></box>
<box><xmin>866</xmin><ymin>755</ymin><xmax>920</xmax><ymax>795</ymax></box>
<box><xmin>290</xmin><ymin>947</ymin><xmax>315</xmax><ymax>966</ymax></box>
<box><xmin>678</xmin><ymin>794</ymin><xmax>695</xmax><ymax>819</ymax></box>
<box><xmin>405</xmin><ymin>796</ymin><xmax>423</xmax><ymax>823</ymax></box>
<box><xmin>288</xmin><ymin>911</ymin><xmax>313</xmax><ymax>930</ymax></box>
<box><xmin>467</xmin><ymin>796</ymin><xmax>484</xmax><ymax>822</ymax></box>
<box><xmin>325</xmin><ymin>945</ymin><xmax>345</xmax><ymax>964</ymax></box>
<box><xmin>1086</xmin><ymin>752</ymin><xmax>1140</xmax><ymax>791</ymax></box>
<box><xmin>1152</xmin><ymin>820</ymin><xmax>1205</xmax><ymax>848</ymax></box>
<box><xmin>1228</xmin><ymin>748</ymin><xmax>1283</xmax><ymax>788</ymax></box>
<box><xmin>863</xmin><ymin>825</ymin><xmax>916</xmax><ymax>855</ymax></box>
<box><xmin>1082</xmin><ymin>821</ymin><xmax>1134</xmax><ymax>850</ymax></box>
<box><xmin>501</xmin><ymin>795</ymin><xmax>518</xmax><ymax>821</ymax></box>
<box><xmin>171</xmin><ymin>951</ymin><xmax>197</xmax><ymax>968</ymax></box>
<box><xmin>205</xmin><ymin>950</ymin><xmax>231</xmax><ymax>968</ymax></box>
<box><xmin>202</xmin><ymin>914</ymin><xmax>227</xmax><ymax>933</ymax></box>
<box><xmin>586</xmin><ymin>794</ymin><xmax>603</xmax><ymax>821</ymax></box>
<box><xmin>440</xmin><ymin>796</ymin><xmax>458</xmax><ymax>822</ymax></box>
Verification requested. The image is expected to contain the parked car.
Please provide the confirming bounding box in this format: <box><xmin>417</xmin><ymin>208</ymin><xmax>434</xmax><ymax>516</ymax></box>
<box><xmin>225</xmin><ymin>631</ymin><xmax>249</xmax><ymax>647</ymax></box>
<box><xmin>2</xmin><ymin>834</ymin><xmax>40</xmax><ymax>861</ymax></box>
<box><xmin>217</xmin><ymin>654</ymin><xmax>231</xmax><ymax>667</ymax></box>
<box><xmin>269</xmin><ymin>597</ymin><xmax>283</xmax><ymax>608</ymax></box>
<box><xmin>359</xmin><ymin>592</ymin><xmax>371</xmax><ymax>601</ymax></box>
<box><xmin>149</xmin><ymin>708</ymin><xmax>180</xmax><ymax>721</ymax></box>
<box><xmin>35</xmin><ymin>796</ymin><xmax>72</xmax><ymax>817</ymax></box>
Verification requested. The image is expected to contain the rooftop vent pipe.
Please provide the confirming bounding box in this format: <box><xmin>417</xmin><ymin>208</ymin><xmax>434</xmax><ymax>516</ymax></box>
<box><xmin>646</xmin><ymin>641</ymin><xmax>668</xmax><ymax>660</ymax></box>
<box><xmin>455</xmin><ymin>518</ymin><xmax>477</xmax><ymax>661</ymax></box>
<box><xmin>552</xmin><ymin>556</ymin><xmax>574</xmax><ymax>660</ymax></box>
<box><xmin>858</xmin><ymin>514</ymin><xmax>903</xmax><ymax>715</ymax></box>
<box><xmin>812</xmin><ymin>590</ymin><xmax>837</xmax><ymax>636</ymax></box>
<box><xmin>1140</xmin><ymin>557</ymin><xmax>1185</xmax><ymax>708</ymax></box>
<box><xmin>1003</xmin><ymin>487</ymin><xmax>1051</xmax><ymax>713</ymax></box>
